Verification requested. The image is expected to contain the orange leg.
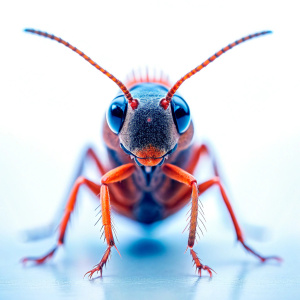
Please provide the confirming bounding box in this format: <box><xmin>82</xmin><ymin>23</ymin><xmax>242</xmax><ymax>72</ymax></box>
<box><xmin>84</xmin><ymin>163</ymin><xmax>136</xmax><ymax>279</ymax></box>
<box><xmin>22</xmin><ymin>177</ymin><xmax>101</xmax><ymax>264</ymax></box>
<box><xmin>186</xmin><ymin>143</ymin><xmax>219</xmax><ymax>176</ymax></box>
<box><xmin>69</xmin><ymin>146</ymin><xmax>107</xmax><ymax>179</ymax></box>
<box><xmin>23</xmin><ymin>163</ymin><xmax>136</xmax><ymax>278</ymax></box>
<box><xmin>86</xmin><ymin>147</ymin><xmax>107</xmax><ymax>175</ymax></box>
<box><xmin>161</xmin><ymin>143</ymin><xmax>220</xmax><ymax>215</ymax></box>
<box><xmin>198</xmin><ymin>177</ymin><xmax>282</xmax><ymax>262</ymax></box>
<box><xmin>161</xmin><ymin>163</ymin><xmax>215</xmax><ymax>277</ymax></box>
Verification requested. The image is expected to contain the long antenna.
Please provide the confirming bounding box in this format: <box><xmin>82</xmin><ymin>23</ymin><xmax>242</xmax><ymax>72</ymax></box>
<box><xmin>160</xmin><ymin>31</ymin><xmax>272</xmax><ymax>109</ymax></box>
<box><xmin>24</xmin><ymin>29</ymin><xmax>138</xmax><ymax>109</ymax></box>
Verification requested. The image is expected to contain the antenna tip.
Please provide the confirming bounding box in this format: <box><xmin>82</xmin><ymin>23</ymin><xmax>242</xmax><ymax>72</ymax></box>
<box><xmin>24</xmin><ymin>28</ymin><xmax>34</xmax><ymax>33</ymax></box>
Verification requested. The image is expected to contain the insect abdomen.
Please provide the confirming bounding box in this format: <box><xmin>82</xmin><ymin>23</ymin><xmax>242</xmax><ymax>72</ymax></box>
<box><xmin>132</xmin><ymin>192</ymin><xmax>163</xmax><ymax>224</ymax></box>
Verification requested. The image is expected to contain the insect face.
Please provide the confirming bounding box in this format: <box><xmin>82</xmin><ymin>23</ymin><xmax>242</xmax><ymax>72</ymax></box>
<box><xmin>116</xmin><ymin>83</ymin><xmax>181</xmax><ymax>167</ymax></box>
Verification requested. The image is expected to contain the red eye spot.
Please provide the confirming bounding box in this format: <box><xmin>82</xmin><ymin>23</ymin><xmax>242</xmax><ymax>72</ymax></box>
<box><xmin>147</xmin><ymin>117</ymin><xmax>152</xmax><ymax>122</ymax></box>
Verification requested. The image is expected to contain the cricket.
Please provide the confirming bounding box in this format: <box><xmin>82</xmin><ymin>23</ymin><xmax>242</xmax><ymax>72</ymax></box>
<box><xmin>22</xmin><ymin>29</ymin><xmax>281</xmax><ymax>278</ymax></box>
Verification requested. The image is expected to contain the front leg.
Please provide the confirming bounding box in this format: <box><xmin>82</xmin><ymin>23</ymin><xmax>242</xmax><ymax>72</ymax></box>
<box><xmin>84</xmin><ymin>163</ymin><xmax>136</xmax><ymax>279</ymax></box>
<box><xmin>162</xmin><ymin>163</ymin><xmax>215</xmax><ymax>277</ymax></box>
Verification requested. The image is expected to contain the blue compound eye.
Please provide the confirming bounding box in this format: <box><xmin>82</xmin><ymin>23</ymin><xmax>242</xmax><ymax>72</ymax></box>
<box><xmin>106</xmin><ymin>96</ymin><xmax>128</xmax><ymax>134</ymax></box>
<box><xmin>171</xmin><ymin>95</ymin><xmax>191</xmax><ymax>134</ymax></box>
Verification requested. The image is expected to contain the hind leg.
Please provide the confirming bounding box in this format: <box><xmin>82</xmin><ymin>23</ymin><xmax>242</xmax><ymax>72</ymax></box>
<box><xmin>22</xmin><ymin>177</ymin><xmax>100</xmax><ymax>264</ymax></box>
<box><xmin>198</xmin><ymin>177</ymin><xmax>281</xmax><ymax>262</ymax></box>
<box><xmin>187</xmin><ymin>145</ymin><xmax>281</xmax><ymax>262</ymax></box>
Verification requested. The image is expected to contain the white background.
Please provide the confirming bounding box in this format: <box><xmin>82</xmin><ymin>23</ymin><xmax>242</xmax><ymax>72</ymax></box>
<box><xmin>0</xmin><ymin>1</ymin><xmax>299</xmax><ymax>299</ymax></box>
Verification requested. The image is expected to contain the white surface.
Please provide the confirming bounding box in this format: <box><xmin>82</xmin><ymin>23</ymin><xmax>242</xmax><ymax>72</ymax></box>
<box><xmin>0</xmin><ymin>218</ymin><xmax>299</xmax><ymax>300</ymax></box>
<box><xmin>0</xmin><ymin>0</ymin><xmax>300</xmax><ymax>299</ymax></box>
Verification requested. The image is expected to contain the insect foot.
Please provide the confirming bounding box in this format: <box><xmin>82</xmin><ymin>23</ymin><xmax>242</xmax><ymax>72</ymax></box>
<box><xmin>240</xmin><ymin>242</ymin><xmax>283</xmax><ymax>263</ymax></box>
<box><xmin>190</xmin><ymin>249</ymin><xmax>216</xmax><ymax>277</ymax></box>
<box><xmin>84</xmin><ymin>263</ymin><xmax>105</xmax><ymax>279</ymax></box>
<box><xmin>84</xmin><ymin>247</ymin><xmax>111</xmax><ymax>279</ymax></box>
<box><xmin>21</xmin><ymin>247</ymin><xmax>57</xmax><ymax>265</ymax></box>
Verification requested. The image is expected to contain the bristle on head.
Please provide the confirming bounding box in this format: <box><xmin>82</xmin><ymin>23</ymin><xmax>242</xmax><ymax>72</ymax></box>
<box><xmin>125</xmin><ymin>69</ymin><xmax>172</xmax><ymax>90</ymax></box>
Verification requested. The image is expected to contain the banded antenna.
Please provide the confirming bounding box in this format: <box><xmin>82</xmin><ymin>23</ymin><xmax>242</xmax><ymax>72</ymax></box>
<box><xmin>24</xmin><ymin>29</ymin><xmax>138</xmax><ymax>109</ymax></box>
<box><xmin>160</xmin><ymin>31</ymin><xmax>272</xmax><ymax>109</ymax></box>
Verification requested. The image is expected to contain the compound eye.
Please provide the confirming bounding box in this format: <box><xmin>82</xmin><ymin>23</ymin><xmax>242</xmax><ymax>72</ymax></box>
<box><xmin>171</xmin><ymin>95</ymin><xmax>191</xmax><ymax>134</ymax></box>
<box><xmin>106</xmin><ymin>96</ymin><xmax>128</xmax><ymax>134</ymax></box>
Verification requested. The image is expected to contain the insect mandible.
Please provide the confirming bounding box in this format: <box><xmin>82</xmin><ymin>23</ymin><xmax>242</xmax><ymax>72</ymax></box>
<box><xmin>22</xmin><ymin>29</ymin><xmax>281</xmax><ymax>278</ymax></box>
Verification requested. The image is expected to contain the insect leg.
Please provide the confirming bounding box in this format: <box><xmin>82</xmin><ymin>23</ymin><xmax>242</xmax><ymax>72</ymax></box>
<box><xmin>22</xmin><ymin>177</ymin><xmax>100</xmax><ymax>264</ymax></box>
<box><xmin>198</xmin><ymin>177</ymin><xmax>281</xmax><ymax>262</ymax></box>
<box><xmin>84</xmin><ymin>163</ymin><xmax>136</xmax><ymax>279</ymax></box>
<box><xmin>23</xmin><ymin>146</ymin><xmax>107</xmax><ymax>242</ymax></box>
<box><xmin>161</xmin><ymin>163</ymin><xmax>215</xmax><ymax>277</ymax></box>
<box><xmin>186</xmin><ymin>143</ymin><xmax>219</xmax><ymax>177</ymax></box>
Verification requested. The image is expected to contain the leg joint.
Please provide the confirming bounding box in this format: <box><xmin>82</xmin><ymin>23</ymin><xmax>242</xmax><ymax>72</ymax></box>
<box><xmin>191</xmin><ymin>179</ymin><xmax>197</xmax><ymax>186</ymax></box>
<box><xmin>75</xmin><ymin>175</ymin><xmax>88</xmax><ymax>185</ymax></box>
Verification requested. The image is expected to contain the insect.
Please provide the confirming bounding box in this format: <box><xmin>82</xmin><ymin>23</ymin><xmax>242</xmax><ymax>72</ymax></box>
<box><xmin>22</xmin><ymin>29</ymin><xmax>281</xmax><ymax>278</ymax></box>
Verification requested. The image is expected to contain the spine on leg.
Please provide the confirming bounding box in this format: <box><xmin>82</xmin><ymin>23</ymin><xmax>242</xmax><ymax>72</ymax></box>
<box><xmin>101</xmin><ymin>184</ymin><xmax>115</xmax><ymax>246</ymax></box>
<box><xmin>188</xmin><ymin>182</ymin><xmax>198</xmax><ymax>248</ymax></box>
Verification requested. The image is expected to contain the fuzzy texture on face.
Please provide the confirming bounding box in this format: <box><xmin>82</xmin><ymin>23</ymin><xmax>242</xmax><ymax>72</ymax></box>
<box><xmin>119</xmin><ymin>83</ymin><xmax>180</xmax><ymax>166</ymax></box>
